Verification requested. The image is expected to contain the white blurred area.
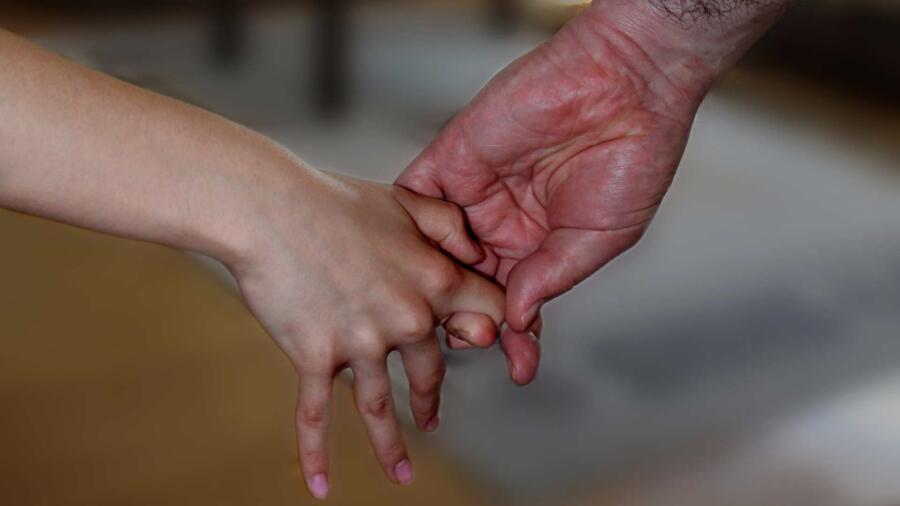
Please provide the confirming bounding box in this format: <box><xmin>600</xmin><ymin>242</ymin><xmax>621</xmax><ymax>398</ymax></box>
<box><xmin>616</xmin><ymin>371</ymin><xmax>900</xmax><ymax>506</ymax></box>
<box><xmin>13</xmin><ymin>0</ymin><xmax>900</xmax><ymax>504</ymax></box>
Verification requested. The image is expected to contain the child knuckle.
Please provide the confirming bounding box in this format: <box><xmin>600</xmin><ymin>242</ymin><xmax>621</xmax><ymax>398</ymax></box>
<box><xmin>422</xmin><ymin>259</ymin><xmax>460</xmax><ymax>295</ymax></box>
<box><xmin>300</xmin><ymin>448</ymin><xmax>326</xmax><ymax>466</ymax></box>
<box><xmin>380</xmin><ymin>441</ymin><xmax>407</xmax><ymax>462</ymax></box>
<box><xmin>411</xmin><ymin>367</ymin><xmax>444</xmax><ymax>397</ymax></box>
<box><xmin>397</xmin><ymin>304</ymin><xmax>435</xmax><ymax>337</ymax></box>
<box><xmin>412</xmin><ymin>400</ymin><xmax>437</xmax><ymax>421</ymax></box>
<box><xmin>361</xmin><ymin>392</ymin><xmax>393</xmax><ymax>420</ymax></box>
<box><xmin>446</xmin><ymin>202</ymin><xmax>465</xmax><ymax>228</ymax></box>
<box><xmin>352</xmin><ymin>324</ymin><xmax>385</xmax><ymax>358</ymax></box>
<box><xmin>298</xmin><ymin>405</ymin><xmax>327</xmax><ymax>430</ymax></box>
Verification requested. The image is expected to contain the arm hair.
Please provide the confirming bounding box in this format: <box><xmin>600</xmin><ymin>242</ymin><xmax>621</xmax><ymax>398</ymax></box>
<box><xmin>648</xmin><ymin>0</ymin><xmax>790</xmax><ymax>27</ymax></box>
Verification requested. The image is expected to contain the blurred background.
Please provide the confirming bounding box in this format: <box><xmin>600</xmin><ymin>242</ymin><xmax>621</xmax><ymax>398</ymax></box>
<box><xmin>1</xmin><ymin>0</ymin><xmax>899</xmax><ymax>504</ymax></box>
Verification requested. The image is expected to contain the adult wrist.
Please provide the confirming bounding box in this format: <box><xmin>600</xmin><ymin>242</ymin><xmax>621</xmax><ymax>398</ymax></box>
<box><xmin>576</xmin><ymin>0</ymin><xmax>787</xmax><ymax>100</ymax></box>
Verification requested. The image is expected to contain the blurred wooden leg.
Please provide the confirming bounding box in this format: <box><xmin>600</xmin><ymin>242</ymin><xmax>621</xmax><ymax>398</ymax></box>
<box><xmin>313</xmin><ymin>0</ymin><xmax>350</xmax><ymax>118</ymax></box>
<box><xmin>489</xmin><ymin>0</ymin><xmax>518</xmax><ymax>34</ymax></box>
<box><xmin>210</xmin><ymin>0</ymin><xmax>244</xmax><ymax>66</ymax></box>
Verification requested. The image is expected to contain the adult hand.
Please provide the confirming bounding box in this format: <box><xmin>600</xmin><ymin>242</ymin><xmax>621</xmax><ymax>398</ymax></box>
<box><xmin>398</xmin><ymin>0</ymin><xmax>789</xmax><ymax>384</ymax></box>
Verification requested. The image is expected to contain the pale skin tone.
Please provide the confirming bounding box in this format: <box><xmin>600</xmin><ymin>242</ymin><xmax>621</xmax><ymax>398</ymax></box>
<box><xmin>0</xmin><ymin>30</ymin><xmax>505</xmax><ymax>500</ymax></box>
<box><xmin>401</xmin><ymin>0</ymin><xmax>792</xmax><ymax>385</ymax></box>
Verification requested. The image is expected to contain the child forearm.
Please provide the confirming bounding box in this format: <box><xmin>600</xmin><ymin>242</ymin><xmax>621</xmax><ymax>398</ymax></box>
<box><xmin>0</xmin><ymin>30</ymin><xmax>507</xmax><ymax>499</ymax></box>
<box><xmin>0</xmin><ymin>29</ymin><xmax>304</xmax><ymax>268</ymax></box>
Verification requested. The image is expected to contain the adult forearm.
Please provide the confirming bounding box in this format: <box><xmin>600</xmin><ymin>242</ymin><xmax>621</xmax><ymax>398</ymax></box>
<box><xmin>644</xmin><ymin>0</ymin><xmax>790</xmax><ymax>70</ymax></box>
<box><xmin>572</xmin><ymin>0</ymin><xmax>790</xmax><ymax>98</ymax></box>
<box><xmin>647</xmin><ymin>0</ymin><xmax>791</xmax><ymax>31</ymax></box>
<box><xmin>0</xmin><ymin>30</ymin><xmax>306</xmax><ymax>268</ymax></box>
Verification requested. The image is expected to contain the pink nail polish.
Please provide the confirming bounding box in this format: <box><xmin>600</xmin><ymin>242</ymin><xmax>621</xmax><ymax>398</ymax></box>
<box><xmin>394</xmin><ymin>459</ymin><xmax>415</xmax><ymax>485</ymax></box>
<box><xmin>309</xmin><ymin>473</ymin><xmax>329</xmax><ymax>499</ymax></box>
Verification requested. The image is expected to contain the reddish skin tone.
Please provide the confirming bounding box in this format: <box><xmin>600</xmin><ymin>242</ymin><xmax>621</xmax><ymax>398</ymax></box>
<box><xmin>400</xmin><ymin>0</ymin><xmax>789</xmax><ymax>384</ymax></box>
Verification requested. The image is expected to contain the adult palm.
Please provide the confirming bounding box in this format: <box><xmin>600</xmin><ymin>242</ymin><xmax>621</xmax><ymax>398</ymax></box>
<box><xmin>397</xmin><ymin>5</ymin><xmax>708</xmax><ymax>384</ymax></box>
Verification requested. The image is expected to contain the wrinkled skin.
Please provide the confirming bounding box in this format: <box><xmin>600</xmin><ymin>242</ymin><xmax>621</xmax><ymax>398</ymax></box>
<box><xmin>398</xmin><ymin>6</ymin><xmax>709</xmax><ymax>384</ymax></box>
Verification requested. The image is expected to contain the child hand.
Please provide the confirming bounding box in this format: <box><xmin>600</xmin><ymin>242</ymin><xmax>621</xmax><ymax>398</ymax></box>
<box><xmin>0</xmin><ymin>31</ymin><xmax>501</xmax><ymax>500</ymax></box>
<box><xmin>228</xmin><ymin>169</ymin><xmax>504</xmax><ymax>499</ymax></box>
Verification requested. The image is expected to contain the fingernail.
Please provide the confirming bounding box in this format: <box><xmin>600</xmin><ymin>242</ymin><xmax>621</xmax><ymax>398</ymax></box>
<box><xmin>446</xmin><ymin>326</ymin><xmax>471</xmax><ymax>348</ymax></box>
<box><xmin>522</xmin><ymin>303</ymin><xmax>541</xmax><ymax>329</ymax></box>
<box><xmin>447</xmin><ymin>334</ymin><xmax>472</xmax><ymax>350</ymax></box>
<box><xmin>394</xmin><ymin>459</ymin><xmax>415</xmax><ymax>485</ymax></box>
<box><xmin>446</xmin><ymin>327</ymin><xmax>468</xmax><ymax>341</ymax></box>
<box><xmin>425</xmin><ymin>414</ymin><xmax>440</xmax><ymax>432</ymax></box>
<box><xmin>309</xmin><ymin>473</ymin><xmax>329</xmax><ymax>499</ymax></box>
<box><xmin>506</xmin><ymin>357</ymin><xmax>518</xmax><ymax>383</ymax></box>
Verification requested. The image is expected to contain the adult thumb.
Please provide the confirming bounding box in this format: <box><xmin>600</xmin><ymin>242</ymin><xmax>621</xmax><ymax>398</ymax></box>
<box><xmin>504</xmin><ymin>227</ymin><xmax>643</xmax><ymax>332</ymax></box>
<box><xmin>396</xmin><ymin>151</ymin><xmax>444</xmax><ymax>199</ymax></box>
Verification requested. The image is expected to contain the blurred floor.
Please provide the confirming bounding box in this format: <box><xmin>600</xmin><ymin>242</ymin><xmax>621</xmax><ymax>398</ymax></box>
<box><xmin>3</xmin><ymin>2</ymin><xmax>900</xmax><ymax>505</ymax></box>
